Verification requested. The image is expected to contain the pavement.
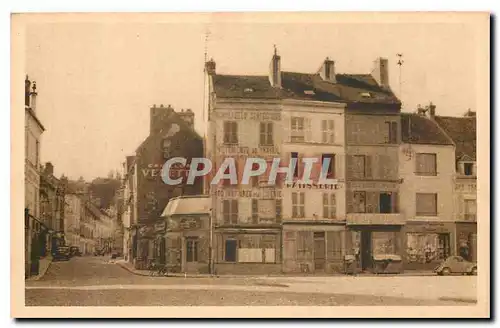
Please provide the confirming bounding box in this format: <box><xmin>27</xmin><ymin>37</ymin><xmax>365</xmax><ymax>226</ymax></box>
<box><xmin>25</xmin><ymin>256</ymin><xmax>53</xmax><ymax>281</ymax></box>
<box><xmin>24</xmin><ymin>256</ymin><xmax>478</xmax><ymax>306</ymax></box>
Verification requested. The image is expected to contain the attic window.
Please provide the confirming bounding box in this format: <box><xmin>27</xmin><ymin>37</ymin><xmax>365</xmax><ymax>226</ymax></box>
<box><xmin>360</xmin><ymin>92</ymin><xmax>372</xmax><ymax>98</ymax></box>
<box><xmin>304</xmin><ymin>90</ymin><xmax>315</xmax><ymax>95</ymax></box>
<box><xmin>244</xmin><ymin>88</ymin><xmax>254</xmax><ymax>93</ymax></box>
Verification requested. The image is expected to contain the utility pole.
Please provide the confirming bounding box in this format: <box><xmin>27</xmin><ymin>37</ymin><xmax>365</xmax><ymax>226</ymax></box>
<box><xmin>397</xmin><ymin>53</ymin><xmax>404</xmax><ymax>110</ymax></box>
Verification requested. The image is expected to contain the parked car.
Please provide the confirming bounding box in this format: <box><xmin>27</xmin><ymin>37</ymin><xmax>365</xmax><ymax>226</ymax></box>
<box><xmin>69</xmin><ymin>246</ymin><xmax>82</xmax><ymax>257</ymax></box>
<box><xmin>434</xmin><ymin>256</ymin><xmax>477</xmax><ymax>276</ymax></box>
<box><xmin>111</xmin><ymin>250</ymin><xmax>122</xmax><ymax>259</ymax></box>
<box><xmin>53</xmin><ymin>246</ymin><xmax>71</xmax><ymax>261</ymax></box>
<box><xmin>93</xmin><ymin>248</ymin><xmax>105</xmax><ymax>256</ymax></box>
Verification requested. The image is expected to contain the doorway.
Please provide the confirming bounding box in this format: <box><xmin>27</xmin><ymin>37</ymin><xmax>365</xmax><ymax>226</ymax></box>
<box><xmin>361</xmin><ymin>231</ymin><xmax>372</xmax><ymax>271</ymax></box>
<box><xmin>313</xmin><ymin>232</ymin><xmax>326</xmax><ymax>271</ymax></box>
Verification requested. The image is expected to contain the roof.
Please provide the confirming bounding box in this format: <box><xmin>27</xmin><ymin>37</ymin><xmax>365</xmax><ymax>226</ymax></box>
<box><xmin>401</xmin><ymin>113</ymin><xmax>454</xmax><ymax>146</ymax></box>
<box><xmin>212</xmin><ymin>72</ymin><xmax>401</xmax><ymax>105</ymax></box>
<box><xmin>434</xmin><ymin>116</ymin><xmax>477</xmax><ymax>160</ymax></box>
<box><xmin>25</xmin><ymin>106</ymin><xmax>45</xmax><ymax>131</ymax></box>
<box><xmin>161</xmin><ymin>195</ymin><xmax>211</xmax><ymax>217</ymax></box>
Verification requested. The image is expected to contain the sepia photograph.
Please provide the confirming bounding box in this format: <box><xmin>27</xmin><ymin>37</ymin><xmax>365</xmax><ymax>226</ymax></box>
<box><xmin>11</xmin><ymin>12</ymin><xmax>490</xmax><ymax>318</ymax></box>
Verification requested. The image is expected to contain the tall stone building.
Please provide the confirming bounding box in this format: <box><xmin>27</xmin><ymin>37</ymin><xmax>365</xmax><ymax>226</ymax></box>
<box><xmin>24</xmin><ymin>76</ymin><xmax>45</xmax><ymax>278</ymax></box>
<box><xmin>128</xmin><ymin>105</ymin><xmax>204</xmax><ymax>269</ymax></box>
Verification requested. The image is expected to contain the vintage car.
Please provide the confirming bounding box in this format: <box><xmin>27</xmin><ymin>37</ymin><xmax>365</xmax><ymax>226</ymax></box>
<box><xmin>434</xmin><ymin>256</ymin><xmax>477</xmax><ymax>276</ymax></box>
<box><xmin>69</xmin><ymin>246</ymin><xmax>82</xmax><ymax>257</ymax></box>
<box><xmin>53</xmin><ymin>246</ymin><xmax>71</xmax><ymax>261</ymax></box>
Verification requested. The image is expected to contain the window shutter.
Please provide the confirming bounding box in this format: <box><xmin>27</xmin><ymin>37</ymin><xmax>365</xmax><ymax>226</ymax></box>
<box><xmin>329</xmin><ymin>120</ymin><xmax>335</xmax><ymax>143</ymax></box>
<box><xmin>275</xmin><ymin>199</ymin><xmax>282</xmax><ymax>223</ymax></box>
<box><xmin>331</xmin><ymin>193</ymin><xmax>337</xmax><ymax>218</ymax></box>
<box><xmin>268</xmin><ymin>122</ymin><xmax>274</xmax><ymax>145</ymax></box>
<box><xmin>251</xmin><ymin>199</ymin><xmax>259</xmax><ymax>224</ymax></box>
<box><xmin>300</xmin><ymin>192</ymin><xmax>305</xmax><ymax>217</ymax></box>
<box><xmin>365</xmin><ymin>155</ymin><xmax>372</xmax><ymax>179</ymax></box>
<box><xmin>346</xmin><ymin>190</ymin><xmax>353</xmax><ymax>213</ymax></box>
<box><xmin>232</xmin><ymin>199</ymin><xmax>239</xmax><ymax>224</ymax></box>
<box><xmin>322</xmin><ymin>193</ymin><xmax>328</xmax><ymax>218</ymax></box>
<box><xmin>259</xmin><ymin>122</ymin><xmax>265</xmax><ymax>146</ymax></box>
<box><xmin>322</xmin><ymin>120</ymin><xmax>327</xmax><ymax>143</ymax></box>
<box><xmin>305</xmin><ymin>118</ymin><xmax>312</xmax><ymax>142</ymax></box>
<box><xmin>391</xmin><ymin>192</ymin><xmax>399</xmax><ymax>213</ymax></box>
<box><xmin>223</xmin><ymin>200</ymin><xmax>230</xmax><ymax>224</ymax></box>
<box><xmin>283</xmin><ymin>115</ymin><xmax>291</xmax><ymax>143</ymax></box>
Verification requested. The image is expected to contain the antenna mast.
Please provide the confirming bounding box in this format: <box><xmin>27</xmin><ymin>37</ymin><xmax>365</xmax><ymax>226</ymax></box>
<box><xmin>397</xmin><ymin>53</ymin><xmax>404</xmax><ymax>110</ymax></box>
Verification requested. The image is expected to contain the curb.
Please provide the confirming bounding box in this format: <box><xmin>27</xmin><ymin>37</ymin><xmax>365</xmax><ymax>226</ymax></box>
<box><xmin>116</xmin><ymin>262</ymin><xmax>151</xmax><ymax>277</ymax></box>
<box><xmin>26</xmin><ymin>257</ymin><xmax>53</xmax><ymax>281</ymax></box>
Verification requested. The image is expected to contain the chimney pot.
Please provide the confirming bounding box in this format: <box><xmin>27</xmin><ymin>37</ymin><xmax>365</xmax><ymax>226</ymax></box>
<box><xmin>372</xmin><ymin>57</ymin><xmax>389</xmax><ymax>89</ymax></box>
<box><xmin>205</xmin><ymin>59</ymin><xmax>216</xmax><ymax>75</ymax></box>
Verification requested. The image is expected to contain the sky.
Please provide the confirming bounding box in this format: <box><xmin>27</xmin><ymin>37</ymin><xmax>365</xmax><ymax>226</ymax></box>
<box><xmin>25</xmin><ymin>14</ymin><xmax>479</xmax><ymax>181</ymax></box>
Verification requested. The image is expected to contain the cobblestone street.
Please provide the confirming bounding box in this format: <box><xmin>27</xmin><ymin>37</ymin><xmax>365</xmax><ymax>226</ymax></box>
<box><xmin>25</xmin><ymin>256</ymin><xmax>477</xmax><ymax>306</ymax></box>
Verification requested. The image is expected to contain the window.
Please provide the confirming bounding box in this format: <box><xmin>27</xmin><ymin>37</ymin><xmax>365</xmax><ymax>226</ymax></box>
<box><xmin>464</xmin><ymin>162</ymin><xmax>474</xmax><ymax>176</ymax></box>
<box><xmin>222</xmin><ymin>199</ymin><xmax>238</xmax><ymax>224</ymax></box>
<box><xmin>162</xmin><ymin>139</ymin><xmax>171</xmax><ymax>159</ymax></box>
<box><xmin>372</xmin><ymin>231</ymin><xmax>400</xmax><ymax>256</ymax></box>
<box><xmin>291</xmin><ymin>117</ymin><xmax>305</xmax><ymax>142</ymax></box>
<box><xmin>186</xmin><ymin>237</ymin><xmax>198</xmax><ymax>262</ymax></box>
<box><xmin>223</xmin><ymin>121</ymin><xmax>238</xmax><ymax>144</ymax></box>
<box><xmin>352</xmin><ymin>155</ymin><xmax>371</xmax><ymax>179</ymax></box>
<box><xmin>322</xmin><ymin>193</ymin><xmax>336</xmax><ymax>219</ymax></box>
<box><xmin>224</xmin><ymin>239</ymin><xmax>237</xmax><ymax>262</ymax></box>
<box><xmin>321</xmin><ymin>154</ymin><xmax>335</xmax><ymax>178</ymax></box>
<box><xmin>416</xmin><ymin>153</ymin><xmax>437</xmax><ymax>176</ymax></box>
<box><xmin>321</xmin><ymin>120</ymin><xmax>335</xmax><ymax>144</ymax></box>
<box><xmin>464</xmin><ymin>199</ymin><xmax>477</xmax><ymax>220</ymax></box>
<box><xmin>353</xmin><ymin>191</ymin><xmax>366</xmax><ymax>213</ymax></box>
<box><xmin>292</xmin><ymin>192</ymin><xmax>305</xmax><ymax>218</ymax></box>
<box><xmin>259</xmin><ymin>122</ymin><xmax>274</xmax><ymax>146</ymax></box>
<box><xmin>379</xmin><ymin>193</ymin><xmax>392</xmax><ymax>214</ymax></box>
<box><xmin>416</xmin><ymin>193</ymin><xmax>438</xmax><ymax>216</ymax></box>
<box><xmin>385</xmin><ymin>121</ymin><xmax>398</xmax><ymax>144</ymax></box>
<box><xmin>406</xmin><ymin>233</ymin><xmax>450</xmax><ymax>263</ymax></box>
<box><xmin>291</xmin><ymin>152</ymin><xmax>299</xmax><ymax>178</ymax></box>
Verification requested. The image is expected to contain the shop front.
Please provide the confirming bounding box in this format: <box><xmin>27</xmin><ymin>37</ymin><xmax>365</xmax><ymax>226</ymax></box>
<box><xmin>282</xmin><ymin>222</ymin><xmax>346</xmax><ymax>274</ymax></box>
<box><xmin>403</xmin><ymin>221</ymin><xmax>456</xmax><ymax>271</ymax></box>
<box><xmin>455</xmin><ymin>222</ymin><xmax>477</xmax><ymax>262</ymax></box>
<box><xmin>214</xmin><ymin>228</ymin><xmax>282</xmax><ymax>275</ymax></box>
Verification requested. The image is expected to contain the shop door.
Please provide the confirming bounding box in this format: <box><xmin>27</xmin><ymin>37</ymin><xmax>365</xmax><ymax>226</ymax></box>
<box><xmin>437</xmin><ymin>234</ymin><xmax>450</xmax><ymax>260</ymax></box>
<box><xmin>361</xmin><ymin>231</ymin><xmax>372</xmax><ymax>271</ymax></box>
<box><xmin>313</xmin><ymin>232</ymin><xmax>326</xmax><ymax>271</ymax></box>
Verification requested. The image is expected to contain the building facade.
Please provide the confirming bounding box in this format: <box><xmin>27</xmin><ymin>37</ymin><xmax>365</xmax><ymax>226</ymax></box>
<box><xmin>25</xmin><ymin>76</ymin><xmax>45</xmax><ymax>278</ymax></box>
<box><xmin>435</xmin><ymin>111</ymin><xmax>477</xmax><ymax>263</ymax></box>
<box><xmin>64</xmin><ymin>192</ymin><xmax>84</xmax><ymax>248</ymax></box>
<box><xmin>400</xmin><ymin>111</ymin><xmax>456</xmax><ymax>270</ymax></box>
<box><xmin>129</xmin><ymin>105</ymin><xmax>204</xmax><ymax>269</ymax></box>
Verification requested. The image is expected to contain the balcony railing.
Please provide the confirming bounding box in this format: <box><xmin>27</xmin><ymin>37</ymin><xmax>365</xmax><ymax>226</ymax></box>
<box><xmin>346</xmin><ymin>213</ymin><xmax>405</xmax><ymax>225</ymax></box>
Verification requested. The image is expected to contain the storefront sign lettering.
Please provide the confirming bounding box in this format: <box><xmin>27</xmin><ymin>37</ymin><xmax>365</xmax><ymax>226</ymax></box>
<box><xmin>219</xmin><ymin>146</ymin><xmax>280</xmax><ymax>156</ymax></box>
<box><xmin>284</xmin><ymin>182</ymin><xmax>342</xmax><ymax>190</ymax></box>
<box><xmin>211</xmin><ymin>188</ymin><xmax>282</xmax><ymax>199</ymax></box>
<box><xmin>213</xmin><ymin>111</ymin><xmax>281</xmax><ymax>121</ymax></box>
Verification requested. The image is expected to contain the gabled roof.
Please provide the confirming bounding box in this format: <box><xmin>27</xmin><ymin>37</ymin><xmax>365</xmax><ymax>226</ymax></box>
<box><xmin>401</xmin><ymin>113</ymin><xmax>454</xmax><ymax>146</ymax></box>
<box><xmin>212</xmin><ymin>72</ymin><xmax>401</xmax><ymax>105</ymax></box>
<box><xmin>434</xmin><ymin>116</ymin><xmax>477</xmax><ymax>160</ymax></box>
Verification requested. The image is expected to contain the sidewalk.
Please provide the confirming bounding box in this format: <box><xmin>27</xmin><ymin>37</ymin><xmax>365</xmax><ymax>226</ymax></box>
<box><xmin>26</xmin><ymin>256</ymin><xmax>53</xmax><ymax>281</ymax></box>
<box><xmin>115</xmin><ymin>260</ymin><xmax>437</xmax><ymax>278</ymax></box>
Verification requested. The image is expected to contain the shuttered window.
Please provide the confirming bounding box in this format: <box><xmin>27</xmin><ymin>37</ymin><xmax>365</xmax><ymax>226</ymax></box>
<box><xmin>416</xmin><ymin>193</ymin><xmax>437</xmax><ymax>216</ymax></box>
<box><xmin>292</xmin><ymin>192</ymin><xmax>305</xmax><ymax>218</ymax></box>
<box><xmin>322</xmin><ymin>193</ymin><xmax>337</xmax><ymax>219</ymax></box>
<box><xmin>222</xmin><ymin>199</ymin><xmax>238</xmax><ymax>224</ymax></box>
<box><xmin>416</xmin><ymin>153</ymin><xmax>437</xmax><ymax>176</ymax></box>
<box><xmin>259</xmin><ymin>122</ymin><xmax>274</xmax><ymax>146</ymax></box>
<box><xmin>291</xmin><ymin>117</ymin><xmax>305</xmax><ymax>142</ymax></box>
<box><xmin>223</xmin><ymin>121</ymin><xmax>238</xmax><ymax>144</ymax></box>
<box><xmin>321</xmin><ymin>120</ymin><xmax>335</xmax><ymax>144</ymax></box>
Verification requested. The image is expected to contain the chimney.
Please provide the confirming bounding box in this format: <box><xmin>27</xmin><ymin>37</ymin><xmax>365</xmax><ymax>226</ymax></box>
<box><xmin>150</xmin><ymin>104</ymin><xmax>174</xmax><ymax>135</ymax></box>
<box><xmin>429</xmin><ymin>102</ymin><xmax>436</xmax><ymax>119</ymax></box>
<box><xmin>269</xmin><ymin>46</ymin><xmax>281</xmax><ymax>88</ymax></box>
<box><xmin>44</xmin><ymin>162</ymin><xmax>54</xmax><ymax>176</ymax></box>
<box><xmin>205</xmin><ymin>59</ymin><xmax>216</xmax><ymax>75</ymax></box>
<box><xmin>25</xmin><ymin>75</ymin><xmax>31</xmax><ymax>107</ymax></box>
<box><xmin>319</xmin><ymin>57</ymin><xmax>336</xmax><ymax>83</ymax></box>
<box><xmin>30</xmin><ymin>81</ymin><xmax>38</xmax><ymax>111</ymax></box>
<box><xmin>371</xmin><ymin>57</ymin><xmax>389</xmax><ymax>89</ymax></box>
<box><xmin>464</xmin><ymin>108</ymin><xmax>476</xmax><ymax>117</ymax></box>
<box><xmin>178</xmin><ymin>108</ymin><xmax>195</xmax><ymax>129</ymax></box>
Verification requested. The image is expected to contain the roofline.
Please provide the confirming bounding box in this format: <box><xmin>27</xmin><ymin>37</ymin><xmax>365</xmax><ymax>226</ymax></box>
<box><xmin>25</xmin><ymin>106</ymin><xmax>45</xmax><ymax>131</ymax></box>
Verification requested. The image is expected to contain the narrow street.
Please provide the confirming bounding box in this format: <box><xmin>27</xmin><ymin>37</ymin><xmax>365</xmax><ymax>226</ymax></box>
<box><xmin>25</xmin><ymin>256</ymin><xmax>477</xmax><ymax>306</ymax></box>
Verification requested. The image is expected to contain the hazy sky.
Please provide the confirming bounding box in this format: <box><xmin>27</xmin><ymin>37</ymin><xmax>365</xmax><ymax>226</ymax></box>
<box><xmin>26</xmin><ymin>15</ymin><xmax>478</xmax><ymax>180</ymax></box>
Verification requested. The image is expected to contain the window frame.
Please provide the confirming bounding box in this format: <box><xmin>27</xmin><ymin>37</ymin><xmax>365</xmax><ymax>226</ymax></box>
<box><xmin>415</xmin><ymin>153</ymin><xmax>437</xmax><ymax>176</ymax></box>
<box><xmin>321</xmin><ymin>119</ymin><xmax>335</xmax><ymax>144</ymax></box>
<box><xmin>223</xmin><ymin>121</ymin><xmax>238</xmax><ymax>145</ymax></box>
<box><xmin>322</xmin><ymin>192</ymin><xmax>337</xmax><ymax>219</ymax></box>
<box><xmin>259</xmin><ymin>122</ymin><xmax>274</xmax><ymax>146</ymax></box>
<box><xmin>292</xmin><ymin>191</ymin><xmax>305</xmax><ymax>218</ymax></box>
<box><xmin>186</xmin><ymin>237</ymin><xmax>199</xmax><ymax>263</ymax></box>
<box><xmin>290</xmin><ymin>116</ymin><xmax>305</xmax><ymax>142</ymax></box>
<box><xmin>416</xmin><ymin>193</ymin><xmax>438</xmax><ymax>216</ymax></box>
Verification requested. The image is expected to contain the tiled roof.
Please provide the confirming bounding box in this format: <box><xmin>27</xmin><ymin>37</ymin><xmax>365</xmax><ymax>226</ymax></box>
<box><xmin>212</xmin><ymin>72</ymin><xmax>401</xmax><ymax>105</ymax></box>
<box><xmin>434</xmin><ymin>116</ymin><xmax>477</xmax><ymax>160</ymax></box>
<box><xmin>401</xmin><ymin>113</ymin><xmax>454</xmax><ymax>146</ymax></box>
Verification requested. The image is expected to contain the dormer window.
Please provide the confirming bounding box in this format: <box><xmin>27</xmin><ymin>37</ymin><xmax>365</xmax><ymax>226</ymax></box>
<box><xmin>463</xmin><ymin>162</ymin><xmax>474</xmax><ymax>176</ymax></box>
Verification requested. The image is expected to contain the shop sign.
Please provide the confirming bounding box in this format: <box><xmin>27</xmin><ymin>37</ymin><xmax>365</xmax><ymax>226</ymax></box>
<box><xmin>154</xmin><ymin>221</ymin><xmax>166</xmax><ymax>232</ymax></box>
<box><xmin>219</xmin><ymin>146</ymin><xmax>280</xmax><ymax>156</ymax></box>
<box><xmin>348</xmin><ymin>181</ymin><xmax>398</xmax><ymax>190</ymax></box>
<box><xmin>406</xmin><ymin>222</ymin><xmax>453</xmax><ymax>233</ymax></box>
<box><xmin>179</xmin><ymin>217</ymin><xmax>200</xmax><ymax>230</ymax></box>
<box><xmin>212</xmin><ymin>111</ymin><xmax>281</xmax><ymax>121</ymax></box>
<box><xmin>211</xmin><ymin>188</ymin><xmax>282</xmax><ymax>199</ymax></box>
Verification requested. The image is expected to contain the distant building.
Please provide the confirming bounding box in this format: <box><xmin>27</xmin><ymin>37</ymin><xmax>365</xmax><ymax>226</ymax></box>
<box><xmin>24</xmin><ymin>75</ymin><xmax>45</xmax><ymax>278</ymax></box>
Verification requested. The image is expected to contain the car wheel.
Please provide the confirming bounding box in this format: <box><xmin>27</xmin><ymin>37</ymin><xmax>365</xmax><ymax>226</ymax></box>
<box><xmin>470</xmin><ymin>267</ymin><xmax>477</xmax><ymax>276</ymax></box>
<box><xmin>441</xmin><ymin>267</ymin><xmax>451</xmax><ymax>276</ymax></box>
